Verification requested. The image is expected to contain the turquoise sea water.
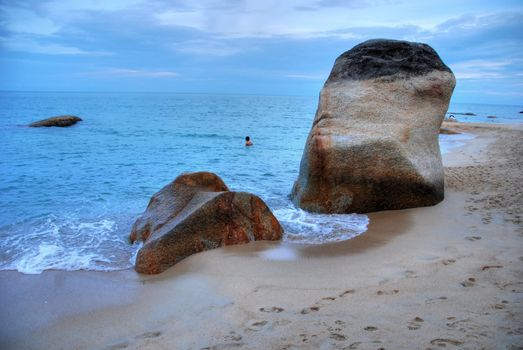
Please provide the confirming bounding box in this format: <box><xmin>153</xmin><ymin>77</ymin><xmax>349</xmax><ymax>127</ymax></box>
<box><xmin>0</xmin><ymin>92</ymin><xmax>521</xmax><ymax>273</ymax></box>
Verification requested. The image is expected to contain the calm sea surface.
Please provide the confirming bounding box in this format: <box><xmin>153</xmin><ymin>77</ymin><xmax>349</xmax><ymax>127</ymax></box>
<box><xmin>0</xmin><ymin>92</ymin><xmax>521</xmax><ymax>273</ymax></box>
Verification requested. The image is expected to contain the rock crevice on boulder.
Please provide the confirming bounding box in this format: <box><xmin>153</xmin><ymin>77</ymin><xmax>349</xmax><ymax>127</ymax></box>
<box><xmin>131</xmin><ymin>172</ymin><xmax>283</xmax><ymax>274</ymax></box>
<box><xmin>291</xmin><ymin>39</ymin><xmax>456</xmax><ymax>213</ymax></box>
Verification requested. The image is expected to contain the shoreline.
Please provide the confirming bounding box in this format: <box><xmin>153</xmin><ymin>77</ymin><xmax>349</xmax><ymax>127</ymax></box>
<box><xmin>1</xmin><ymin>122</ymin><xmax>522</xmax><ymax>349</ymax></box>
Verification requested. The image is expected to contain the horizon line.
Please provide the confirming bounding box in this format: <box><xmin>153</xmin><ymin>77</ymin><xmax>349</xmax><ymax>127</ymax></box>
<box><xmin>0</xmin><ymin>90</ymin><xmax>521</xmax><ymax>107</ymax></box>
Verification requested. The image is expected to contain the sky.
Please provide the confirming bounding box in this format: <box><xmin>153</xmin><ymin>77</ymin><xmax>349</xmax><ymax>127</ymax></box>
<box><xmin>0</xmin><ymin>0</ymin><xmax>522</xmax><ymax>104</ymax></box>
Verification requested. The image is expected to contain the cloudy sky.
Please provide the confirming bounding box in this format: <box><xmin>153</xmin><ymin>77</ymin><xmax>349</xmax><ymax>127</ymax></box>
<box><xmin>1</xmin><ymin>0</ymin><xmax>522</xmax><ymax>104</ymax></box>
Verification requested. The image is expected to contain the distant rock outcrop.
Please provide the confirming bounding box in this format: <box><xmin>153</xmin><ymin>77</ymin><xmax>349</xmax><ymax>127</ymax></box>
<box><xmin>29</xmin><ymin>115</ymin><xmax>82</xmax><ymax>127</ymax></box>
<box><xmin>447</xmin><ymin>112</ymin><xmax>475</xmax><ymax>116</ymax></box>
<box><xmin>291</xmin><ymin>39</ymin><xmax>456</xmax><ymax>213</ymax></box>
<box><xmin>131</xmin><ymin>172</ymin><xmax>283</xmax><ymax>274</ymax></box>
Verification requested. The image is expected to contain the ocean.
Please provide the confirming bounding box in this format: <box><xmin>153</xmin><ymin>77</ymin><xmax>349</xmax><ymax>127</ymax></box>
<box><xmin>0</xmin><ymin>91</ymin><xmax>521</xmax><ymax>274</ymax></box>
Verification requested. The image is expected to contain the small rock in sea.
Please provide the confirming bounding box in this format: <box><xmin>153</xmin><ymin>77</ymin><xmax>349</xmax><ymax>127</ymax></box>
<box><xmin>29</xmin><ymin>115</ymin><xmax>82</xmax><ymax>127</ymax></box>
<box><xmin>519</xmin><ymin>111</ymin><xmax>523</xmax><ymax>114</ymax></box>
<box><xmin>487</xmin><ymin>115</ymin><xmax>496</xmax><ymax>119</ymax></box>
<box><xmin>130</xmin><ymin>172</ymin><xmax>283</xmax><ymax>274</ymax></box>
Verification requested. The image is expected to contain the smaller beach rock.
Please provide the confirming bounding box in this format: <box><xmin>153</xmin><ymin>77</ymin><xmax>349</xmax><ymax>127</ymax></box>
<box><xmin>487</xmin><ymin>116</ymin><xmax>496</xmax><ymax>119</ymax></box>
<box><xmin>29</xmin><ymin>115</ymin><xmax>82</xmax><ymax>127</ymax></box>
<box><xmin>131</xmin><ymin>172</ymin><xmax>283</xmax><ymax>274</ymax></box>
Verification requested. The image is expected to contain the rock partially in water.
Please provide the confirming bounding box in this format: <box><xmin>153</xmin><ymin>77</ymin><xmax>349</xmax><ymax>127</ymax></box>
<box><xmin>131</xmin><ymin>172</ymin><xmax>283</xmax><ymax>274</ymax></box>
<box><xmin>291</xmin><ymin>39</ymin><xmax>455</xmax><ymax>213</ymax></box>
<box><xmin>487</xmin><ymin>115</ymin><xmax>496</xmax><ymax>119</ymax></box>
<box><xmin>29</xmin><ymin>115</ymin><xmax>82</xmax><ymax>127</ymax></box>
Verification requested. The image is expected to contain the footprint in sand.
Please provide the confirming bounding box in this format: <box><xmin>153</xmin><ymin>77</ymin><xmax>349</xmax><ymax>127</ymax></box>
<box><xmin>201</xmin><ymin>343</ymin><xmax>245</xmax><ymax>350</ymax></box>
<box><xmin>430</xmin><ymin>338</ymin><xmax>464</xmax><ymax>347</ymax></box>
<box><xmin>348</xmin><ymin>340</ymin><xmax>382</xmax><ymax>349</ymax></box>
<box><xmin>364</xmin><ymin>326</ymin><xmax>378</xmax><ymax>331</ymax></box>
<box><xmin>107</xmin><ymin>342</ymin><xmax>129</xmax><ymax>350</ymax></box>
<box><xmin>465</xmin><ymin>236</ymin><xmax>482</xmax><ymax>241</ymax></box>
<box><xmin>259</xmin><ymin>306</ymin><xmax>284</xmax><ymax>313</ymax></box>
<box><xmin>245</xmin><ymin>320</ymin><xmax>269</xmax><ymax>331</ymax></box>
<box><xmin>339</xmin><ymin>289</ymin><xmax>355</xmax><ymax>297</ymax></box>
<box><xmin>224</xmin><ymin>331</ymin><xmax>243</xmax><ymax>342</ymax></box>
<box><xmin>442</xmin><ymin>259</ymin><xmax>456</xmax><ymax>266</ymax></box>
<box><xmin>299</xmin><ymin>333</ymin><xmax>309</xmax><ymax>343</ymax></box>
<box><xmin>301</xmin><ymin>306</ymin><xmax>320</xmax><ymax>314</ymax></box>
<box><xmin>405</xmin><ymin>270</ymin><xmax>417</xmax><ymax>278</ymax></box>
<box><xmin>301</xmin><ymin>295</ymin><xmax>339</xmax><ymax>314</ymax></box>
<box><xmin>408</xmin><ymin>317</ymin><xmax>424</xmax><ymax>330</ymax></box>
<box><xmin>426</xmin><ymin>296</ymin><xmax>448</xmax><ymax>304</ymax></box>
<box><xmin>107</xmin><ymin>332</ymin><xmax>162</xmax><ymax>349</ymax></box>
<box><xmin>507</xmin><ymin>327</ymin><xmax>523</xmax><ymax>335</ymax></box>
<box><xmin>377</xmin><ymin>289</ymin><xmax>399</xmax><ymax>295</ymax></box>
<box><xmin>318</xmin><ymin>296</ymin><xmax>337</xmax><ymax>305</ymax></box>
<box><xmin>461</xmin><ymin>278</ymin><xmax>476</xmax><ymax>287</ymax></box>
<box><xmin>135</xmin><ymin>331</ymin><xmax>162</xmax><ymax>339</ymax></box>
<box><xmin>329</xmin><ymin>333</ymin><xmax>346</xmax><ymax>341</ymax></box>
<box><xmin>446</xmin><ymin>318</ymin><xmax>470</xmax><ymax>329</ymax></box>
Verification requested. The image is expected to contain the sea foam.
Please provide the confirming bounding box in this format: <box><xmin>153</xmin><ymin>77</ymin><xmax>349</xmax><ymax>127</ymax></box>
<box><xmin>275</xmin><ymin>204</ymin><xmax>369</xmax><ymax>244</ymax></box>
<box><xmin>0</xmin><ymin>215</ymin><xmax>137</xmax><ymax>274</ymax></box>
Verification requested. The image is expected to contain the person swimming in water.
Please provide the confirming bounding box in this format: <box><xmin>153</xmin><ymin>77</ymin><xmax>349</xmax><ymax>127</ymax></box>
<box><xmin>245</xmin><ymin>136</ymin><xmax>253</xmax><ymax>146</ymax></box>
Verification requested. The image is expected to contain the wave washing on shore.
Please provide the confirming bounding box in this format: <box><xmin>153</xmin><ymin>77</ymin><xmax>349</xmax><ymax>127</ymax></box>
<box><xmin>0</xmin><ymin>92</ymin><xmax>521</xmax><ymax>274</ymax></box>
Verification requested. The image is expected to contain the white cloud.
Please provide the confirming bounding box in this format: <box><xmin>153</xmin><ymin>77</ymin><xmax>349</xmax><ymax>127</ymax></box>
<box><xmin>285</xmin><ymin>73</ymin><xmax>327</xmax><ymax>80</ymax></box>
<box><xmin>450</xmin><ymin>59</ymin><xmax>514</xmax><ymax>80</ymax></box>
<box><xmin>0</xmin><ymin>6</ymin><xmax>60</xmax><ymax>36</ymax></box>
<box><xmin>454</xmin><ymin>72</ymin><xmax>505</xmax><ymax>80</ymax></box>
<box><xmin>44</xmin><ymin>0</ymin><xmax>145</xmax><ymax>13</ymax></box>
<box><xmin>0</xmin><ymin>36</ymin><xmax>111</xmax><ymax>55</ymax></box>
<box><xmin>172</xmin><ymin>39</ymin><xmax>245</xmax><ymax>56</ymax></box>
<box><xmin>151</xmin><ymin>0</ymin><xmax>468</xmax><ymax>39</ymax></box>
<box><xmin>156</xmin><ymin>9</ymin><xmax>206</xmax><ymax>30</ymax></box>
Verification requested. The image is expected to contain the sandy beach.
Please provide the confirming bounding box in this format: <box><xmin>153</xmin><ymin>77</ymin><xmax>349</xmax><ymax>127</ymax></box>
<box><xmin>1</xmin><ymin>122</ymin><xmax>522</xmax><ymax>350</ymax></box>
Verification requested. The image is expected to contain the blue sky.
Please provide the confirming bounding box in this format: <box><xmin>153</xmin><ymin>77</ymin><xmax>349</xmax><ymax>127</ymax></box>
<box><xmin>1</xmin><ymin>0</ymin><xmax>522</xmax><ymax>104</ymax></box>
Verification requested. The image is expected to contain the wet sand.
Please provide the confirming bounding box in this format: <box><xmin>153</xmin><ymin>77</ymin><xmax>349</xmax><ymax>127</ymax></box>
<box><xmin>1</xmin><ymin>122</ymin><xmax>522</xmax><ymax>350</ymax></box>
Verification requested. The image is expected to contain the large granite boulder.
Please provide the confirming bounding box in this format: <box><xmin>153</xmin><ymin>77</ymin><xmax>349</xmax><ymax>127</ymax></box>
<box><xmin>29</xmin><ymin>115</ymin><xmax>82</xmax><ymax>127</ymax></box>
<box><xmin>131</xmin><ymin>172</ymin><xmax>283</xmax><ymax>274</ymax></box>
<box><xmin>291</xmin><ymin>39</ymin><xmax>455</xmax><ymax>213</ymax></box>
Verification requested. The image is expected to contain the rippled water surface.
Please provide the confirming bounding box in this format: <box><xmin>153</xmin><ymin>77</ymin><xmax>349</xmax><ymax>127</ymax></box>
<box><xmin>0</xmin><ymin>92</ymin><xmax>520</xmax><ymax>273</ymax></box>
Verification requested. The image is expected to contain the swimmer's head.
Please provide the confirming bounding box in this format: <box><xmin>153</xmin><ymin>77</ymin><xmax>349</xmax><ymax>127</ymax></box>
<box><xmin>245</xmin><ymin>136</ymin><xmax>250</xmax><ymax>141</ymax></box>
